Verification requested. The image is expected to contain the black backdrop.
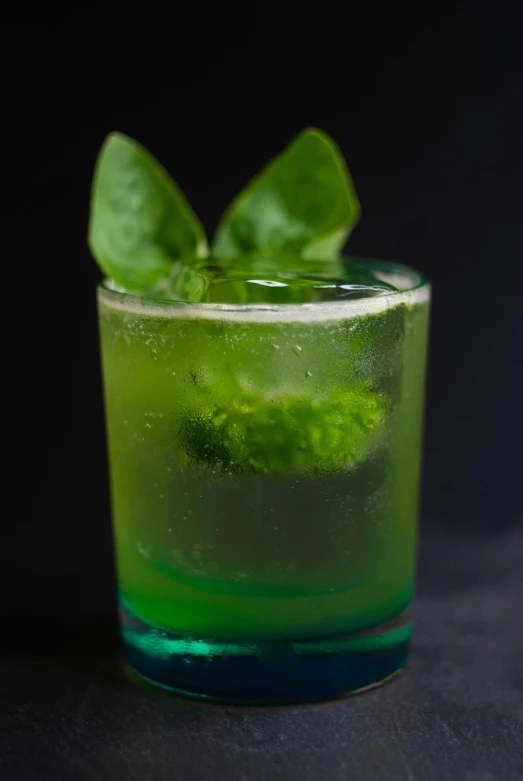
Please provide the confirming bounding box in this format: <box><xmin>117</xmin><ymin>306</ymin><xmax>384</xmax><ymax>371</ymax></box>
<box><xmin>3</xmin><ymin>9</ymin><xmax>522</xmax><ymax>626</ymax></box>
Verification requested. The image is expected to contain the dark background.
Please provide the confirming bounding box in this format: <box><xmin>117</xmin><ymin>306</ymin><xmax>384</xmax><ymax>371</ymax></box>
<box><xmin>2</xmin><ymin>8</ymin><xmax>522</xmax><ymax>780</ymax></box>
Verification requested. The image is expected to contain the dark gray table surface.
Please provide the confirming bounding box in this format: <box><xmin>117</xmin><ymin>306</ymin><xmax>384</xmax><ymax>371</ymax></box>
<box><xmin>1</xmin><ymin>524</ymin><xmax>522</xmax><ymax>781</ymax></box>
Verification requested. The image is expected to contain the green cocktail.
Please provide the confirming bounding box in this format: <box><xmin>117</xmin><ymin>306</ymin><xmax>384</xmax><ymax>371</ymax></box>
<box><xmin>92</xmin><ymin>130</ymin><xmax>430</xmax><ymax>701</ymax></box>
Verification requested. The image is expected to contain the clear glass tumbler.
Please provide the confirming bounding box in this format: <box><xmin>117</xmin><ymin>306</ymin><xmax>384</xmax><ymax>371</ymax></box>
<box><xmin>98</xmin><ymin>259</ymin><xmax>430</xmax><ymax>703</ymax></box>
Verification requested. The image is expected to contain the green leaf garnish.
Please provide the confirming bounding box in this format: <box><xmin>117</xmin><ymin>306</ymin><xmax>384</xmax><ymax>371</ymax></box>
<box><xmin>212</xmin><ymin>128</ymin><xmax>360</xmax><ymax>261</ymax></box>
<box><xmin>89</xmin><ymin>128</ymin><xmax>360</xmax><ymax>292</ymax></box>
<box><xmin>91</xmin><ymin>130</ymin><xmax>381</xmax><ymax>476</ymax></box>
<box><xmin>89</xmin><ymin>132</ymin><xmax>208</xmax><ymax>292</ymax></box>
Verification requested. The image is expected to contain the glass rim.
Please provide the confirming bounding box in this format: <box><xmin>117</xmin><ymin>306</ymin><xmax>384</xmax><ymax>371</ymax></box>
<box><xmin>97</xmin><ymin>257</ymin><xmax>430</xmax><ymax>322</ymax></box>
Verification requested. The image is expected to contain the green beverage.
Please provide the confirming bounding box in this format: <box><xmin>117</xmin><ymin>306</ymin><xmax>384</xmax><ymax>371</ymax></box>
<box><xmin>91</xmin><ymin>130</ymin><xmax>430</xmax><ymax>701</ymax></box>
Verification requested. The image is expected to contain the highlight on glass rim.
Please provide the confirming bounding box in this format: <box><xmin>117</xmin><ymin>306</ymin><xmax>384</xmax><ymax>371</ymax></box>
<box><xmin>91</xmin><ymin>127</ymin><xmax>430</xmax><ymax>703</ymax></box>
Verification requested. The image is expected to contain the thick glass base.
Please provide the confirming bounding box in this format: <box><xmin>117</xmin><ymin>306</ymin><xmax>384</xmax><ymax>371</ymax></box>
<box><xmin>121</xmin><ymin>603</ymin><xmax>411</xmax><ymax>704</ymax></box>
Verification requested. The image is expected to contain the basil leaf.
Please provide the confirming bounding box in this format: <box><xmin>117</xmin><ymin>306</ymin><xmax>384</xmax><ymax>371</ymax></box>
<box><xmin>212</xmin><ymin>128</ymin><xmax>360</xmax><ymax>261</ymax></box>
<box><xmin>89</xmin><ymin>132</ymin><xmax>208</xmax><ymax>291</ymax></box>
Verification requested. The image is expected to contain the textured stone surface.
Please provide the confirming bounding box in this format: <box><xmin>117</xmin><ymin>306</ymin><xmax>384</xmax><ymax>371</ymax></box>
<box><xmin>1</xmin><ymin>525</ymin><xmax>522</xmax><ymax>780</ymax></box>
